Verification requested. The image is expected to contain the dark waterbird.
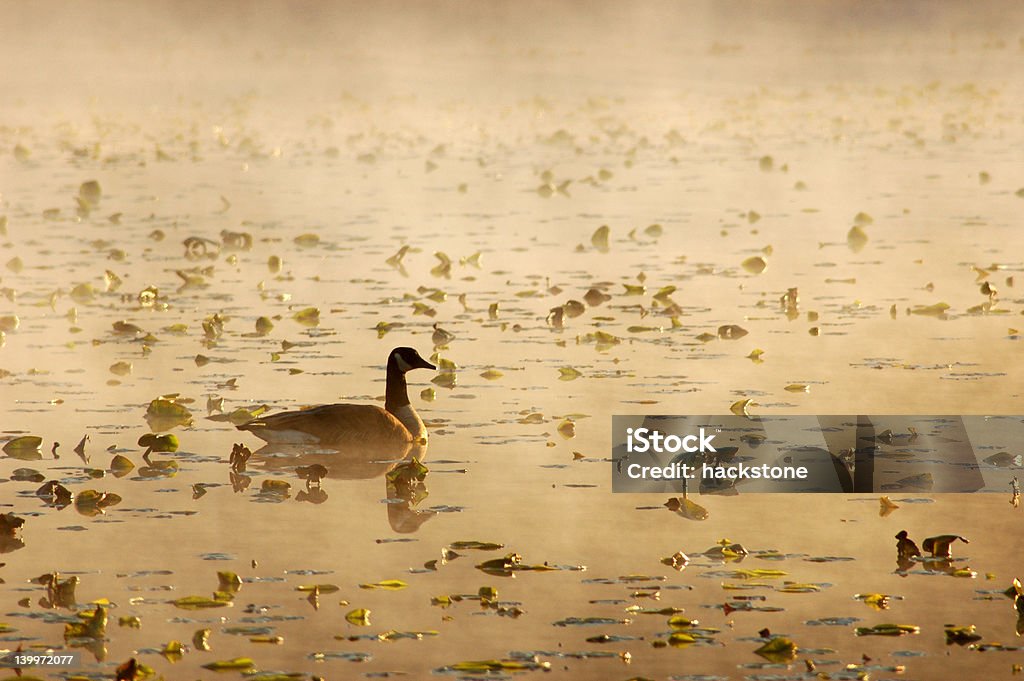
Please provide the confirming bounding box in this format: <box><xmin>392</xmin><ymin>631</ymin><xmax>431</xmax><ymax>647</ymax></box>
<box><xmin>237</xmin><ymin>347</ymin><xmax>435</xmax><ymax>448</ymax></box>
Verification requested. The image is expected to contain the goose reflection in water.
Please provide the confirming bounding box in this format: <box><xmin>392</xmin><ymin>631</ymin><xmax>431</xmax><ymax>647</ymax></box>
<box><xmin>232</xmin><ymin>437</ymin><xmax>436</xmax><ymax>533</ymax></box>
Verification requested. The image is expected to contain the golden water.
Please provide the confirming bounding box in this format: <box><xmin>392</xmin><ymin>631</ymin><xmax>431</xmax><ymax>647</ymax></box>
<box><xmin>2</xmin><ymin>2</ymin><xmax>1023</xmax><ymax>679</ymax></box>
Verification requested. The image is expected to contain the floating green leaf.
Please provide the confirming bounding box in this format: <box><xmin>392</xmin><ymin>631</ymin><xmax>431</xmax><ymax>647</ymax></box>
<box><xmin>3</xmin><ymin>435</ymin><xmax>43</xmax><ymax>458</ymax></box>
<box><xmin>109</xmin><ymin>361</ymin><xmax>133</xmax><ymax>376</ymax></box>
<box><xmin>173</xmin><ymin>595</ymin><xmax>233</xmax><ymax>610</ymax></box>
<box><xmin>201</xmin><ymin>657</ymin><xmax>254</xmax><ymax>671</ymax></box>
<box><xmin>446</xmin><ymin>660</ymin><xmax>551</xmax><ymax>673</ymax></box>
<box><xmin>450</xmin><ymin>541</ymin><xmax>505</xmax><ymax>551</ymax></box>
<box><xmin>292</xmin><ymin>307</ymin><xmax>320</xmax><ymax>327</ymax></box>
<box><xmin>138</xmin><ymin>433</ymin><xmax>179</xmax><ymax>453</ymax></box>
<box><xmin>945</xmin><ymin>625</ymin><xmax>983</xmax><ymax>645</ymax></box>
<box><xmin>754</xmin><ymin>636</ymin><xmax>798</xmax><ymax>663</ymax></box>
<box><xmin>910</xmin><ymin>302</ymin><xmax>950</xmax><ymax>317</ymax></box>
<box><xmin>64</xmin><ymin>605</ymin><xmax>107</xmax><ymax>639</ymax></box>
<box><xmin>294</xmin><ymin>233</ymin><xmax>320</xmax><ymax>248</ymax></box>
<box><xmin>255</xmin><ymin>317</ymin><xmax>274</xmax><ymax>335</ymax></box>
<box><xmin>855</xmin><ymin>623</ymin><xmax>919</xmax><ymax>636</ymax></box>
<box><xmin>145</xmin><ymin>398</ymin><xmax>193</xmax><ymax>431</ymax></box>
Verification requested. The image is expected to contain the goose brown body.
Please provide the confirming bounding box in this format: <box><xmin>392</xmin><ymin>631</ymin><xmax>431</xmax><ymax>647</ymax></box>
<box><xmin>236</xmin><ymin>347</ymin><xmax>435</xmax><ymax>448</ymax></box>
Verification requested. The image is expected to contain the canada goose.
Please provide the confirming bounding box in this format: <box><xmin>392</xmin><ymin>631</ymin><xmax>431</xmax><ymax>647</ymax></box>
<box><xmin>237</xmin><ymin>347</ymin><xmax>436</xmax><ymax>447</ymax></box>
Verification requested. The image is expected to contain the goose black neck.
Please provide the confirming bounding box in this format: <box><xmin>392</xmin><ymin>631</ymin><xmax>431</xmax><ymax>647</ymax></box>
<box><xmin>385</xmin><ymin>360</ymin><xmax>410</xmax><ymax>414</ymax></box>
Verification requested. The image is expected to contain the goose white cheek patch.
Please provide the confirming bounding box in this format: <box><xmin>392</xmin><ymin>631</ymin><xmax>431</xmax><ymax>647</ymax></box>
<box><xmin>394</xmin><ymin>352</ymin><xmax>413</xmax><ymax>372</ymax></box>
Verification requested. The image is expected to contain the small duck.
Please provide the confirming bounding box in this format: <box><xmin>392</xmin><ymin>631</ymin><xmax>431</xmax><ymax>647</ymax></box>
<box><xmin>237</xmin><ymin>347</ymin><xmax>435</xmax><ymax>447</ymax></box>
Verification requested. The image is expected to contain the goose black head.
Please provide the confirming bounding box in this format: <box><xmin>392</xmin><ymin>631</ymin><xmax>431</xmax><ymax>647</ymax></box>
<box><xmin>389</xmin><ymin>347</ymin><xmax>436</xmax><ymax>373</ymax></box>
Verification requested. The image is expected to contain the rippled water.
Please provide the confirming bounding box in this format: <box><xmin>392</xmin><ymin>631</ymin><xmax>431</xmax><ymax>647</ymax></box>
<box><xmin>2</xmin><ymin>3</ymin><xmax>1024</xmax><ymax>680</ymax></box>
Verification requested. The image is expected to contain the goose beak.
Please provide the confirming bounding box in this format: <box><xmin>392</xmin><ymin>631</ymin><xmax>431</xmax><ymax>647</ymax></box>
<box><xmin>416</xmin><ymin>356</ymin><xmax>437</xmax><ymax>371</ymax></box>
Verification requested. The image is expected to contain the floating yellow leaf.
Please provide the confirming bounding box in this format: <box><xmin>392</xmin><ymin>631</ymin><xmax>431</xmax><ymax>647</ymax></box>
<box><xmin>742</xmin><ymin>256</ymin><xmax>767</xmax><ymax>274</ymax></box>
<box><xmin>718</xmin><ymin>325</ymin><xmax>748</xmax><ymax>340</ymax></box>
<box><xmin>294</xmin><ymin>233</ymin><xmax>320</xmax><ymax>248</ymax></box>
<box><xmin>109</xmin><ymin>361</ymin><xmax>133</xmax><ymax>376</ymax></box>
<box><xmin>345</xmin><ymin>608</ymin><xmax>371</xmax><ymax>626</ymax></box>
<box><xmin>201</xmin><ymin>657</ymin><xmax>254</xmax><ymax>671</ymax></box>
<box><xmin>732</xmin><ymin>568</ymin><xmax>786</xmax><ymax>579</ymax></box>
<box><xmin>412</xmin><ymin>302</ymin><xmax>436</xmax><ymax>316</ymax></box>
<box><xmin>557</xmin><ymin>419</ymin><xmax>576</xmax><ymax>439</ymax></box>
<box><xmin>777</xmin><ymin>583</ymin><xmax>821</xmax><ymax>593</ymax></box>
<box><xmin>730</xmin><ymin>399</ymin><xmax>754</xmax><ymax>416</ymax></box>
<box><xmin>0</xmin><ymin>315</ymin><xmax>19</xmax><ymax>332</ymax></box>
<box><xmin>255</xmin><ymin>317</ymin><xmax>274</xmax><ymax>335</ymax></box>
<box><xmin>173</xmin><ymin>596</ymin><xmax>233</xmax><ymax>610</ymax></box>
<box><xmin>293</xmin><ymin>307</ymin><xmax>320</xmax><ymax>327</ymax></box>
<box><xmin>431</xmin><ymin>252</ymin><xmax>452</xmax><ymax>278</ymax></box>
<box><xmin>668</xmin><ymin>632</ymin><xmax>697</xmax><ymax>646</ymax></box>
<box><xmin>79</xmin><ymin>178</ymin><xmax>102</xmax><ymax>204</ymax></box>
<box><xmin>591</xmin><ymin>225</ymin><xmax>610</xmax><ymax>253</ymax></box>
<box><xmin>784</xmin><ymin>383</ymin><xmax>809</xmax><ymax>393</ymax></box>
<box><xmin>359</xmin><ymin>580</ymin><xmax>408</xmax><ymax>591</ymax></box>
<box><xmin>110</xmin><ymin>455</ymin><xmax>135</xmax><ymax>475</ymax></box>
<box><xmin>668</xmin><ymin>615</ymin><xmax>699</xmax><ymax>629</ymax></box>
<box><xmin>432</xmin><ymin>372</ymin><xmax>457</xmax><ymax>389</ymax></box>
<box><xmin>910</xmin><ymin>302</ymin><xmax>950</xmax><ymax>317</ymax></box>
<box><xmin>665</xmin><ymin>497</ymin><xmax>708</xmax><ymax>520</ymax></box>
<box><xmin>296</xmin><ymin>584</ymin><xmax>339</xmax><ymax>593</ymax></box>
<box><xmin>261</xmin><ymin>479</ymin><xmax>291</xmax><ymax>495</ymax></box>
<box><xmin>879</xmin><ymin>496</ymin><xmax>899</xmax><ymax>517</ymax></box>
<box><xmin>193</xmin><ymin>628</ymin><xmax>211</xmax><ymax>651</ymax></box>
<box><xmin>559</xmin><ymin>367</ymin><xmax>582</xmax><ymax>381</ymax></box>
<box><xmin>70</xmin><ymin>283</ymin><xmax>96</xmax><ymax>304</ymax></box>
<box><xmin>563</xmin><ymin>299</ymin><xmax>585</xmax><ymax>317</ymax></box>
<box><xmin>479</xmin><ymin>369</ymin><xmax>503</xmax><ymax>380</ymax></box>
<box><xmin>64</xmin><ymin>605</ymin><xmax>107</xmax><ymax>639</ymax></box>
<box><xmin>847</xmin><ymin>225</ymin><xmax>869</xmax><ymax>252</ymax></box>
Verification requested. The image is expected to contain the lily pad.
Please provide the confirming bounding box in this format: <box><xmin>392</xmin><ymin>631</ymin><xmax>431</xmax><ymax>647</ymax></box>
<box><xmin>359</xmin><ymin>580</ymin><xmax>408</xmax><ymax>591</ymax></box>
<box><xmin>173</xmin><ymin>595</ymin><xmax>233</xmax><ymax>610</ymax></box>
<box><xmin>3</xmin><ymin>436</ymin><xmax>43</xmax><ymax>459</ymax></box>
<box><xmin>754</xmin><ymin>636</ymin><xmax>798</xmax><ymax>663</ymax></box>
<box><xmin>202</xmin><ymin>657</ymin><xmax>255</xmax><ymax>671</ymax></box>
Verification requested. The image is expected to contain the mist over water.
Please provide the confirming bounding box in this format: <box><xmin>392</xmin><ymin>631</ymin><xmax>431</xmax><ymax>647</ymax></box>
<box><xmin>2</xmin><ymin>2</ymin><xmax>1024</xmax><ymax>679</ymax></box>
